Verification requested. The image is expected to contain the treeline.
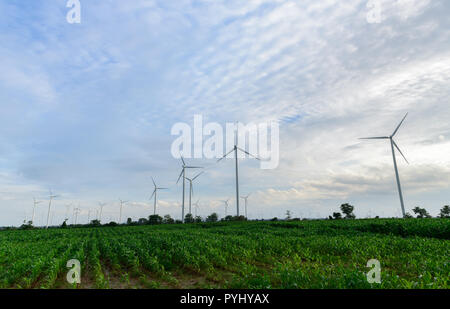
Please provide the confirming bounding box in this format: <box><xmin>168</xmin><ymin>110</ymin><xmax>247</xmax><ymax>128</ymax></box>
<box><xmin>328</xmin><ymin>203</ymin><xmax>450</xmax><ymax>220</ymax></box>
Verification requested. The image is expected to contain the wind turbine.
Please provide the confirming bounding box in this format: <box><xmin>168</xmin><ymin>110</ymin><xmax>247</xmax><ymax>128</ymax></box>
<box><xmin>98</xmin><ymin>202</ymin><xmax>106</xmax><ymax>222</ymax></box>
<box><xmin>240</xmin><ymin>193</ymin><xmax>251</xmax><ymax>218</ymax></box>
<box><xmin>118</xmin><ymin>199</ymin><xmax>128</xmax><ymax>223</ymax></box>
<box><xmin>32</xmin><ymin>197</ymin><xmax>42</xmax><ymax>225</ymax></box>
<box><xmin>65</xmin><ymin>203</ymin><xmax>73</xmax><ymax>222</ymax></box>
<box><xmin>87</xmin><ymin>209</ymin><xmax>91</xmax><ymax>223</ymax></box>
<box><xmin>150</xmin><ymin>177</ymin><xmax>168</xmax><ymax>215</ymax></box>
<box><xmin>222</xmin><ymin>199</ymin><xmax>230</xmax><ymax>217</ymax></box>
<box><xmin>218</xmin><ymin>122</ymin><xmax>260</xmax><ymax>216</ymax></box>
<box><xmin>176</xmin><ymin>157</ymin><xmax>202</xmax><ymax>223</ymax></box>
<box><xmin>185</xmin><ymin>172</ymin><xmax>204</xmax><ymax>215</ymax></box>
<box><xmin>73</xmin><ymin>207</ymin><xmax>80</xmax><ymax>225</ymax></box>
<box><xmin>360</xmin><ymin>113</ymin><xmax>409</xmax><ymax>217</ymax></box>
<box><xmin>193</xmin><ymin>199</ymin><xmax>200</xmax><ymax>217</ymax></box>
<box><xmin>46</xmin><ymin>190</ymin><xmax>59</xmax><ymax>229</ymax></box>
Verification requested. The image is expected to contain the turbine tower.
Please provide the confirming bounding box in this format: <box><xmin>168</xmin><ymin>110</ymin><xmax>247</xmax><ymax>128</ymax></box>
<box><xmin>360</xmin><ymin>113</ymin><xmax>409</xmax><ymax>217</ymax></box>
<box><xmin>46</xmin><ymin>190</ymin><xmax>59</xmax><ymax>229</ymax></box>
<box><xmin>32</xmin><ymin>197</ymin><xmax>42</xmax><ymax>225</ymax></box>
<box><xmin>240</xmin><ymin>193</ymin><xmax>251</xmax><ymax>218</ymax></box>
<box><xmin>176</xmin><ymin>157</ymin><xmax>202</xmax><ymax>223</ymax></box>
<box><xmin>150</xmin><ymin>177</ymin><xmax>168</xmax><ymax>215</ymax></box>
<box><xmin>218</xmin><ymin>122</ymin><xmax>260</xmax><ymax>216</ymax></box>
<box><xmin>185</xmin><ymin>172</ymin><xmax>204</xmax><ymax>215</ymax></box>
<box><xmin>118</xmin><ymin>199</ymin><xmax>128</xmax><ymax>223</ymax></box>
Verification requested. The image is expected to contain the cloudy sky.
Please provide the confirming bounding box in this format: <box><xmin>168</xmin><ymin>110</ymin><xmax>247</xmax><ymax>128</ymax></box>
<box><xmin>0</xmin><ymin>0</ymin><xmax>449</xmax><ymax>226</ymax></box>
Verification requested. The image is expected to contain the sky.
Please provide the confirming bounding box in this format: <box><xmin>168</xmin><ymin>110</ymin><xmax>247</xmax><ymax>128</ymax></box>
<box><xmin>0</xmin><ymin>0</ymin><xmax>449</xmax><ymax>226</ymax></box>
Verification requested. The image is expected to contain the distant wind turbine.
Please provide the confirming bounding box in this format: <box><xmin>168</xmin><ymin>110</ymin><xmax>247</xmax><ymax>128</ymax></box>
<box><xmin>185</xmin><ymin>172</ymin><xmax>204</xmax><ymax>215</ymax></box>
<box><xmin>118</xmin><ymin>199</ymin><xmax>128</xmax><ymax>223</ymax></box>
<box><xmin>98</xmin><ymin>202</ymin><xmax>106</xmax><ymax>222</ymax></box>
<box><xmin>32</xmin><ymin>197</ymin><xmax>42</xmax><ymax>225</ymax></box>
<box><xmin>240</xmin><ymin>193</ymin><xmax>251</xmax><ymax>218</ymax></box>
<box><xmin>73</xmin><ymin>207</ymin><xmax>80</xmax><ymax>225</ymax></box>
<box><xmin>359</xmin><ymin>113</ymin><xmax>409</xmax><ymax>217</ymax></box>
<box><xmin>193</xmin><ymin>199</ymin><xmax>200</xmax><ymax>217</ymax></box>
<box><xmin>218</xmin><ymin>122</ymin><xmax>260</xmax><ymax>216</ymax></box>
<box><xmin>176</xmin><ymin>157</ymin><xmax>202</xmax><ymax>223</ymax></box>
<box><xmin>46</xmin><ymin>190</ymin><xmax>59</xmax><ymax>229</ymax></box>
<box><xmin>222</xmin><ymin>199</ymin><xmax>230</xmax><ymax>217</ymax></box>
<box><xmin>150</xmin><ymin>177</ymin><xmax>168</xmax><ymax>215</ymax></box>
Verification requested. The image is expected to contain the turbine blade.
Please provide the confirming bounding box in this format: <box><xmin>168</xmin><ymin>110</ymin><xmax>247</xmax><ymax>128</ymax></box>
<box><xmin>185</xmin><ymin>166</ymin><xmax>203</xmax><ymax>169</ymax></box>
<box><xmin>180</xmin><ymin>156</ymin><xmax>186</xmax><ymax>166</ymax></box>
<box><xmin>236</xmin><ymin>147</ymin><xmax>261</xmax><ymax>160</ymax></box>
<box><xmin>217</xmin><ymin>149</ymin><xmax>234</xmax><ymax>162</ymax></box>
<box><xmin>150</xmin><ymin>190</ymin><xmax>155</xmax><ymax>200</ymax></box>
<box><xmin>151</xmin><ymin>177</ymin><xmax>156</xmax><ymax>187</ymax></box>
<box><xmin>392</xmin><ymin>113</ymin><xmax>408</xmax><ymax>137</ymax></box>
<box><xmin>176</xmin><ymin>169</ymin><xmax>184</xmax><ymax>184</ymax></box>
<box><xmin>192</xmin><ymin>171</ymin><xmax>204</xmax><ymax>181</ymax></box>
<box><xmin>393</xmin><ymin>140</ymin><xmax>409</xmax><ymax>164</ymax></box>
<box><xmin>157</xmin><ymin>187</ymin><xmax>168</xmax><ymax>190</ymax></box>
<box><xmin>359</xmin><ymin>137</ymin><xmax>389</xmax><ymax>140</ymax></box>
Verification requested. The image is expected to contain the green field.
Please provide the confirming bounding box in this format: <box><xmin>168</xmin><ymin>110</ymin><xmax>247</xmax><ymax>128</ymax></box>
<box><xmin>0</xmin><ymin>219</ymin><xmax>449</xmax><ymax>289</ymax></box>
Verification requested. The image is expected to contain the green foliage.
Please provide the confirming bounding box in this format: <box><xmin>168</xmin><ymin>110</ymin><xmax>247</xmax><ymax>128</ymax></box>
<box><xmin>148</xmin><ymin>215</ymin><xmax>163</xmax><ymax>225</ymax></box>
<box><xmin>162</xmin><ymin>215</ymin><xmax>174</xmax><ymax>224</ymax></box>
<box><xmin>184</xmin><ymin>213</ymin><xmax>194</xmax><ymax>224</ymax></box>
<box><xmin>340</xmin><ymin>203</ymin><xmax>356</xmax><ymax>219</ymax></box>
<box><xmin>206</xmin><ymin>213</ymin><xmax>218</xmax><ymax>223</ymax></box>
<box><xmin>0</xmin><ymin>219</ymin><xmax>448</xmax><ymax>289</ymax></box>
<box><xmin>412</xmin><ymin>207</ymin><xmax>432</xmax><ymax>218</ymax></box>
<box><xmin>439</xmin><ymin>205</ymin><xmax>450</xmax><ymax>218</ymax></box>
<box><xmin>333</xmin><ymin>212</ymin><xmax>342</xmax><ymax>220</ymax></box>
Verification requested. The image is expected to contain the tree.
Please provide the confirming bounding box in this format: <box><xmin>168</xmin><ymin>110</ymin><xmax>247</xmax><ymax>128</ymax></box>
<box><xmin>223</xmin><ymin>215</ymin><xmax>234</xmax><ymax>222</ymax></box>
<box><xmin>412</xmin><ymin>207</ymin><xmax>431</xmax><ymax>218</ymax></box>
<box><xmin>126</xmin><ymin>218</ymin><xmax>133</xmax><ymax>225</ymax></box>
<box><xmin>206</xmin><ymin>213</ymin><xmax>218</xmax><ymax>223</ymax></box>
<box><xmin>404</xmin><ymin>212</ymin><xmax>413</xmax><ymax>219</ymax></box>
<box><xmin>61</xmin><ymin>219</ymin><xmax>68</xmax><ymax>228</ymax></box>
<box><xmin>439</xmin><ymin>205</ymin><xmax>450</xmax><ymax>218</ymax></box>
<box><xmin>138</xmin><ymin>218</ymin><xmax>148</xmax><ymax>225</ymax></box>
<box><xmin>340</xmin><ymin>203</ymin><xmax>355</xmax><ymax>219</ymax></box>
<box><xmin>148</xmin><ymin>214</ymin><xmax>163</xmax><ymax>225</ymax></box>
<box><xmin>285</xmin><ymin>210</ymin><xmax>292</xmax><ymax>220</ymax></box>
<box><xmin>90</xmin><ymin>219</ymin><xmax>101</xmax><ymax>227</ymax></box>
<box><xmin>194</xmin><ymin>216</ymin><xmax>203</xmax><ymax>223</ymax></box>
<box><xmin>184</xmin><ymin>213</ymin><xmax>194</xmax><ymax>223</ymax></box>
<box><xmin>332</xmin><ymin>212</ymin><xmax>342</xmax><ymax>220</ymax></box>
<box><xmin>162</xmin><ymin>215</ymin><xmax>174</xmax><ymax>224</ymax></box>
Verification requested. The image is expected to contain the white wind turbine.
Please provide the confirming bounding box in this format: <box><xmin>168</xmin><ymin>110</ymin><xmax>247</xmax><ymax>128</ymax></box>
<box><xmin>222</xmin><ymin>199</ymin><xmax>230</xmax><ymax>217</ymax></box>
<box><xmin>73</xmin><ymin>207</ymin><xmax>80</xmax><ymax>225</ymax></box>
<box><xmin>185</xmin><ymin>172</ymin><xmax>204</xmax><ymax>216</ymax></box>
<box><xmin>176</xmin><ymin>157</ymin><xmax>202</xmax><ymax>223</ymax></box>
<box><xmin>150</xmin><ymin>177</ymin><xmax>168</xmax><ymax>215</ymax></box>
<box><xmin>218</xmin><ymin>122</ymin><xmax>260</xmax><ymax>216</ymax></box>
<box><xmin>360</xmin><ymin>113</ymin><xmax>409</xmax><ymax>217</ymax></box>
<box><xmin>118</xmin><ymin>198</ymin><xmax>128</xmax><ymax>223</ymax></box>
<box><xmin>240</xmin><ymin>193</ymin><xmax>251</xmax><ymax>218</ymax></box>
<box><xmin>193</xmin><ymin>199</ymin><xmax>200</xmax><ymax>217</ymax></box>
<box><xmin>32</xmin><ymin>197</ymin><xmax>42</xmax><ymax>225</ymax></box>
<box><xmin>98</xmin><ymin>202</ymin><xmax>106</xmax><ymax>222</ymax></box>
<box><xmin>46</xmin><ymin>190</ymin><xmax>59</xmax><ymax>229</ymax></box>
